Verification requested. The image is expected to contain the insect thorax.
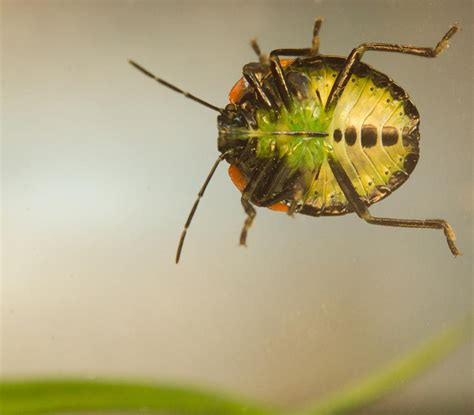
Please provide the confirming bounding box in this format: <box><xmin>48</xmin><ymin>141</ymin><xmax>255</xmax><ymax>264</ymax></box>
<box><xmin>218</xmin><ymin>56</ymin><xmax>420</xmax><ymax>216</ymax></box>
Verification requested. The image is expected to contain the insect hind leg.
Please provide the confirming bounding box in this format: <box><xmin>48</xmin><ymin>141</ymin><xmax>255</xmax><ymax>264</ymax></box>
<box><xmin>363</xmin><ymin>216</ymin><xmax>460</xmax><ymax>256</ymax></box>
<box><xmin>325</xmin><ymin>24</ymin><xmax>458</xmax><ymax>111</ymax></box>
<box><xmin>327</xmin><ymin>154</ymin><xmax>461</xmax><ymax>256</ymax></box>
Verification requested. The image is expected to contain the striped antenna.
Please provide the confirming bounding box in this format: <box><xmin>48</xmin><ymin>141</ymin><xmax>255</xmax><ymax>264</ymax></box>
<box><xmin>175</xmin><ymin>151</ymin><xmax>231</xmax><ymax>263</ymax></box>
<box><xmin>129</xmin><ymin>60</ymin><xmax>223</xmax><ymax>113</ymax></box>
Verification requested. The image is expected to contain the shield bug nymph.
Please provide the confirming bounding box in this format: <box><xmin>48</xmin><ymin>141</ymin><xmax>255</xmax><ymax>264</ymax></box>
<box><xmin>130</xmin><ymin>19</ymin><xmax>461</xmax><ymax>263</ymax></box>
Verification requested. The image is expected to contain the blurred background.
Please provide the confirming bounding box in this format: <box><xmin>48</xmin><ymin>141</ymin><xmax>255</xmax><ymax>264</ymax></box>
<box><xmin>1</xmin><ymin>0</ymin><xmax>472</xmax><ymax>413</ymax></box>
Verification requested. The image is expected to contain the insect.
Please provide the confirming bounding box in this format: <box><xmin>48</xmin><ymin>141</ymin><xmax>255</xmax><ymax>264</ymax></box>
<box><xmin>130</xmin><ymin>19</ymin><xmax>460</xmax><ymax>263</ymax></box>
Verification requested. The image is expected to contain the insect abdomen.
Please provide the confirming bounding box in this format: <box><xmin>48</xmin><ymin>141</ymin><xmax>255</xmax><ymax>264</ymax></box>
<box><xmin>301</xmin><ymin>57</ymin><xmax>420</xmax><ymax>215</ymax></box>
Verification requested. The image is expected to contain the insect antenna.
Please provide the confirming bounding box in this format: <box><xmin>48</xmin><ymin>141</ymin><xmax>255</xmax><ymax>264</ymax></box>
<box><xmin>129</xmin><ymin>60</ymin><xmax>223</xmax><ymax>113</ymax></box>
<box><xmin>176</xmin><ymin>151</ymin><xmax>232</xmax><ymax>263</ymax></box>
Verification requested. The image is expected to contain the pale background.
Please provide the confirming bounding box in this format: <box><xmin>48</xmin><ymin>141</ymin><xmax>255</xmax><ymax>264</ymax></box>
<box><xmin>1</xmin><ymin>0</ymin><xmax>472</xmax><ymax>413</ymax></box>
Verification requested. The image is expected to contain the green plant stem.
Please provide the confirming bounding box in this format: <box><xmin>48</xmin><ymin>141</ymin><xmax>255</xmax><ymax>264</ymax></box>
<box><xmin>294</xmin><ymin>315</ymin><xmax>473</xmax><ymax>415</ymax></box>
<box><xmin>0</xmin><ymin>380</ymin><xmax>277</xmax><ymax>415</ymax></box>
<box><xmin>0</xmin><ymin>315</ymin><xmax>471</xmax><ymax>415</ymax></box>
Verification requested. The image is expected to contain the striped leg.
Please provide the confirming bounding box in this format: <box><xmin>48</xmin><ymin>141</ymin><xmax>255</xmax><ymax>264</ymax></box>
<box><xmin>325</xmin><ymin>25</ymin><xmax>458</xmax><ymax>111</ymax></box>
<box><xmin>250</xmin><ymin>38</ymin><xmax>269</xmax><ymax>65</ymax></box>
<box><xmin>240</xmin><ymin>186</ymin><xmax>297</xmax><ymax>245</ymax></box>
<box><xmin>240</xmin><ymin>197</ymin><xmax>256</xmax><ymax>246</ymax></box>
<box><xmin>243</xmin><ymin>64</ymin><xmax>276</xmax><ymax>111</ymax></box>
<box><xmin>327</xmin><ymin>155</ymin><xmax>460</xmax><ymax>256</ymax></box>
<box><xmin>268</xmin><ymin>48</ymin><xmax>314</xmax><ymax>111</ymax></box>
<box><xmin>311</xmin><ymin>18</ymin><xmax>323</xmax><ymax>54</ymax></box>
<box><xmin>238</xmin><ymin>158</ymin><xmax>276</xmax><ymax>246</ymax></box>
<box><xmin>261</xmin><ymin>17</ymin><xmax>323</xmax><ymax>110</ymax></box>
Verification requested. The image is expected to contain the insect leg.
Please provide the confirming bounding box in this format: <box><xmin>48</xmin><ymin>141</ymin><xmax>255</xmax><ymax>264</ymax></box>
<box><xmin>238</xmin><ymin>158</ymin><xmax>277</xmax><ymax>246</ymax></box>
<box><xmin>250</xmin><ymin>157</ymin><xmax>295</xmax><ymax>212</ymax></box>
<box><xmin>311</xmin><ymin>17</ymin><xmax>323</xmax><ymax>55</ymax></box>
<box><xmin>325</xmin><ymin>24</ymin><xmax>458</xmax><ymax>111</ymax></box>
<box><xmin>240</xmin><ymin>197</ymin><xmax>257</xmax><ymax>246</ymax></box>
<box><xmin>254</xmin><ymin>188</ymin><xmax>294</xmax><ymax>207</ymax></box>
<box><xmin>362</xmin><ymin>217</ymin><xmax>459</xmax><ymax>256</ymax></box>
<box><xmin>327</xmin><ymin>154</ymin><xmax>460</xmax><ymax>256</ymax></box>
<box><xmin>175</xmin><ymin>151</ymin><xmax>232</xmax><ymax>263</ymax></box>
<box><xmin>243</xmin><ymin>64</ymin><xmax>277</xmax><ymax>111</ymax></box>
<box><xmin>269</xmin><ymin>48</ymin><xmax>314</xmax><ymax>59</ymax></box>
<box><xmin>250</xmin><ymin>38</ymin><xmax>270</xmax><ymax>65</ymax></box>
<box><xmin>268</xmin><ymin>48</ymin><xmax>314</xmax><ymax>111</ymax></box>
<box><xmin>270</xmin><ymin>55</ymin><xmax>292</xmax><ymax>111</ymax></box>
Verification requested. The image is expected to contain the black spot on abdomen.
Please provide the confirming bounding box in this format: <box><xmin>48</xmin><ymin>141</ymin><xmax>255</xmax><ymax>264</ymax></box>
<box><xmin>382</xmin><ymin>126</ymin><xmax>399</xmax><ymax>146</ymax></box>
<box><xmin>361</xmin><ymin>124</ymin><xmax>377</xmax><ymax>147</ymax></box>
<box><xmin>333</xmin><ymin>128</ymin><xmax>343</xmax><ymax>142</ymax></box>
<box><xmin>345</xmin><ymin>126</ymin><xmax>357</xmax><ymax>146</ymax></box>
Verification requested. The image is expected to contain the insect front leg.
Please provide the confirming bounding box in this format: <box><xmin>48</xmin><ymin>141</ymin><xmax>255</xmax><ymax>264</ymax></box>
<box><xmin>243</xmin><ymin>64</ymin><xmax>277</xmax><ymax>111</ymax></box>
<box><xmin>327</xmin><ymin>155</ymin><xmax>460</xmax><ymax>256</ymax></box>
<box><xmin>325</xmin><ymin>25</ymin><xmax>458</xmax><ymax>111</ymax></box>
<box><xmin>268</xmin><ymin>48</ymin><xmax>314</xmax><ymax>111</ymax></box>
<box><xmin>240</xmin><ymin>197</ymin><xmax>256</xmax><ymax>246</ymax></box>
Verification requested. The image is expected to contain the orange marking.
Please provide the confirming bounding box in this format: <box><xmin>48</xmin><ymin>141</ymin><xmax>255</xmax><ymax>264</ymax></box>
<box><xmin>279</xmin><ymin>58</ymin><xmax>295</xmax><ymax>68</ymax></box>
<box><xmin>267</xmin><ymin>202</ymin><xmax>289</xmax><ymax>212</ymax></box>
<box><xmin>228</xmin><ymin>59</ymin><xmax>295</xmax><ymax>214</ymax></box>
<box><xmin>228</xmin><ymin>164</ymin><xmax>247</xmax><ymax>192</ymax></box>
<box><xmin>228</xmin><ymin>165</ymin><xmax>289</xmax><ymax>213</ymax></box>
<box><xmin>229</xmin><ymin>78</ymin><xmax>246</xmax><ymax>104</ymax></box>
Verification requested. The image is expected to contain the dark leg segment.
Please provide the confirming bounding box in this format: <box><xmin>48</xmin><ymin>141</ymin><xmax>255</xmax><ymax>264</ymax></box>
<box><xmin>264</xmin><ymin>19</ymin><xmax>324</xmax><ymax>108</ymax></box>
<box><xmin>270</xmin><ymin>56</ymin><xmax>292</xmax><ymax>110</ymax></box>
<box><xmin>268</xmin><ymin>48</ymin><xmax>314</xmax><ymax>111</ymax></box>
<box><xmin>239</xmin><ymin>177</ymin><xmax>295</xmax><ymax>246</ymax></box>
<box><xmin>246</xmin><ymin>47</ymin><xmax>316</xmax><ymax>112</ymax></box>
<box><xmin>250</xmin><ymin>38</ymin><xmax>269</xmax><ymax>65</ymax></box>
<box><xmin>287</xmin><ymin>184</ymin><xmax>305</xmax><ymax>216</ymax></box>
<box><xmin>327</xmin><ymin>155</ymin><xmax>460</xmax><ymax>256</ymax></box>
<box><xmin>363</xmin><ymin>216</ymin><xmax>459</xmax><ymax>256</ymax></box>
<box><xmin>243</xmin><ymin>64</ymin><xmax>276</xmax><ymax>111</ymax></box>
<box><xmin>240</xmin><ymin>197</ymin><xmax>257</xmax><ymax>246</ymax></box>
<box><xmin>262</xmin><ymin>25</ymin><xmax>324</xmax><ymax>109</ymax></box>
<box><xmin>238</xmin><ymin>157</ymin><xmax>281</xmax><ymax>246</ymax></box>
<box><xmin>311</xmin><ymin>18</ymin><xmax>323</xmax><ymax>54</ymax></box>
<box><xmin>254</xmin><ymin>188</ymin><xmax>294</xmax><ymax>208</ymax></box>
<box><xmin>325</xmin><ymin>25</ymin><xmax>458</xmax><ymax>111</ymax></box>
